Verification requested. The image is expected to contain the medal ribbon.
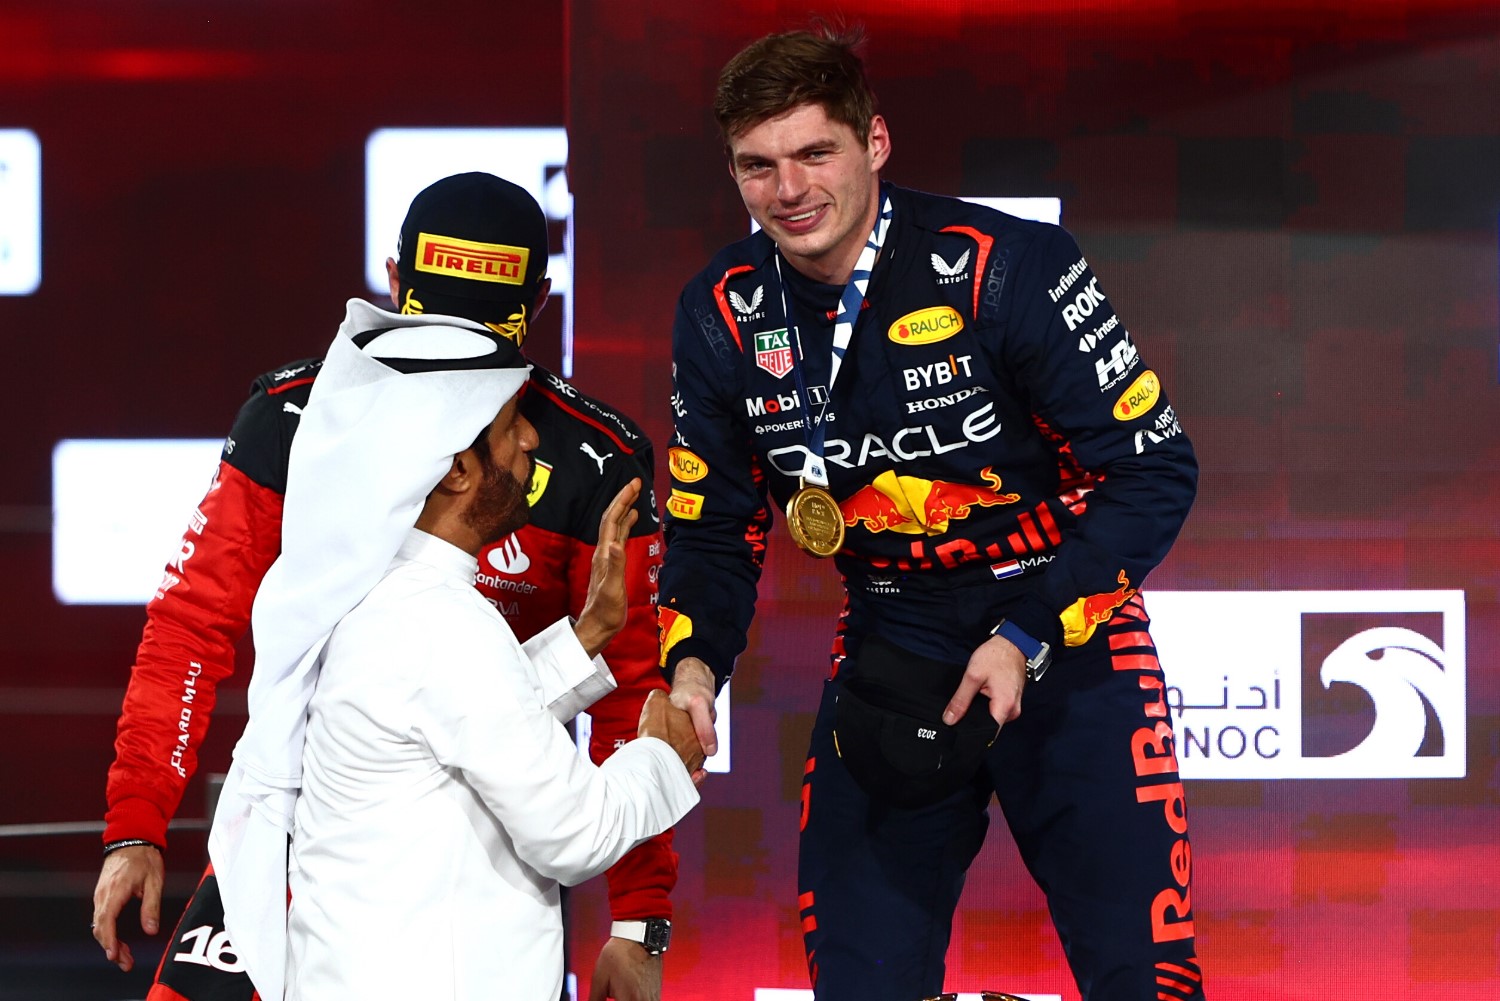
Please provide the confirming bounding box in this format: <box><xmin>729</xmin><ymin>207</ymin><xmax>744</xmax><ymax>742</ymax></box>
<box><xmin>775</xmin><ymin>193</ymin><xmax>893</xmax><ymax>487</ymax></box>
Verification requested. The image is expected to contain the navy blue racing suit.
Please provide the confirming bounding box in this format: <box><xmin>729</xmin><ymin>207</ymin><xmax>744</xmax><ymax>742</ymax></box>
<box><xmin>659</xmin><ymin>183</ymin><xmax>1203</xmax><ymax>1000</ymax></box>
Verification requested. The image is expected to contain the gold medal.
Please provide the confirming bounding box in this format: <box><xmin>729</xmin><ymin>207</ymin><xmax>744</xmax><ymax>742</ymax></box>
<box><xmin>786</xmin><ymin>482</ymin><xmax>845</xmax><ymax>558</ymax></box>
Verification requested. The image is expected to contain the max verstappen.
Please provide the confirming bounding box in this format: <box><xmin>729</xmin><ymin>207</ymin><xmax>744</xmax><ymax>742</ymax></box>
<box><xmin>661</xmin><ymin>27</ymin><xmax>1203</xmax><ymax>1001</ymax></box>
<box><xmin>92</xmin><ymin>173</ymin><xmax>679</xmax><ymax>1001</ymax></box>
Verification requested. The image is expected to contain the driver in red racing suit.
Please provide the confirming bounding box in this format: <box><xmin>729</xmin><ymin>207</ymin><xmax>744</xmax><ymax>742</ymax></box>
<box><xmin>92</xmin><ymin>173</ymin><xmax>677</xmax><ymax>1001</ymax></box>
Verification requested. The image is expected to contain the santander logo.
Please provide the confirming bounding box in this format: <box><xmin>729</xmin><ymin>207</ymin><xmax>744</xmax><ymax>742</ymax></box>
<box><xmin>486</xmin><ymin>534</ymin><xmax>530</xmax><ymax>575</ymax></box>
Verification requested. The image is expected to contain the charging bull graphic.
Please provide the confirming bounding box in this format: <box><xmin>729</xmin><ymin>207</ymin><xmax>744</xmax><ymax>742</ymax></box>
<box><xmin>1060</xmin><ymin>570</ymin><xmax>1138</xmax><ymax>646</ymax></box>
<box><xmin>840</xmin><ymin>466</ymin><xmax>1020</xmax><ymax>536</ymax></box>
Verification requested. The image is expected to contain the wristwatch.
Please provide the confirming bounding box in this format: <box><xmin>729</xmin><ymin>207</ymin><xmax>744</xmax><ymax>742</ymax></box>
<box><xmin>991</xmin><ymin>618</ymin><xmax>1053</xmax><ymax>682</ymax></box>
<box><xmin>610</xmin><ymin>918</ymin><xmax>672</xmax><ymax>956</ymax></box>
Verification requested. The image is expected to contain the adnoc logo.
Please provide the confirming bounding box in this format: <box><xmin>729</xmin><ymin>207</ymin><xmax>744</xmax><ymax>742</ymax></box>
<box><xmin>887</xmin><ymin>306</ymin><xmax>964</xmax><ymax>345</ymax></box>
<box><xmin>1149</xmin><ymin>590</ymin><xmax>1466</xmax><ymax>780</ymax></box>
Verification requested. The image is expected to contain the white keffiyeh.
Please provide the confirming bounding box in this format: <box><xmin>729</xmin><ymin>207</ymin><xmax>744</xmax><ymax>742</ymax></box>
<box><xmin>208</xmin><ymin>299</ymin><xmax>530</xmax><ymax>1001</ymax></box>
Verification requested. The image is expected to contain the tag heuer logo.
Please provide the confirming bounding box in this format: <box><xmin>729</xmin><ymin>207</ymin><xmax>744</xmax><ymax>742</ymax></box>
<box><xmin>754</xmin><ymin>328</ymin><xmax>794</xmax><ymax>379</ymax></box>
<box><xmin>729</xmin><ymin>285</ymin><xmax>765</xmax><ymax>317</ymax></box>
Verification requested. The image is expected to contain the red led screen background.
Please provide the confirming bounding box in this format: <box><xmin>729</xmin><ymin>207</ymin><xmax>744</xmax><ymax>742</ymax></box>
<box><xmin>1</xmin><ymin>1</ymin><xmax>1497</xmax><ymax>999</ymax></box>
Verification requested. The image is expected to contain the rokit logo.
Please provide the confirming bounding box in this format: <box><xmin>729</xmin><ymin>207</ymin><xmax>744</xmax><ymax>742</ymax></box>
<box><xmin>1149</xmin><ymin>590</ymin><xmax>1466</xmax><ymax>780</ymax></box>
<box><xmin>1057</xmin><ymin>275</ymin><xmax>1107</xmax><ymax>332</ymax></box>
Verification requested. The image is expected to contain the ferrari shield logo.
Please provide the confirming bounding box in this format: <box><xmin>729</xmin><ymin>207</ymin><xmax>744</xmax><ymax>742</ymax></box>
<box><xmin>754</xmin><ymin>328</ymin><xmax>794</xmax><ymax>379</ymax></box>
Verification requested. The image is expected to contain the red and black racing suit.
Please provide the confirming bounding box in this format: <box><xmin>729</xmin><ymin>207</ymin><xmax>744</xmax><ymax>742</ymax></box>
<box><xmin>660</xmin><ymin>183</ymin><xmax>1201</xmax><ymax>1000</ymax></box>
<box><xmin>104</xmin><ymin>356</ymin><xmax>672</xmax><ymax>1001</ymax></box>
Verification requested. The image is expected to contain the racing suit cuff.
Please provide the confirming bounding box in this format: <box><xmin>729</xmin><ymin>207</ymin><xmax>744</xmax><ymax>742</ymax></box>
<box><xmin>661</xmin><ymin>637</ymin><xmax>729</xmax><ymax>693</ymax></box>
<box><xmin>103</xmin><ymin>797</ymin><xmax>172</xmax><ymax>853</ymax></box>
<box><xmin>605</xmin><ymin>831</ymin><xmax>677</xmax><ymax>921</ymax></box>
<box><xmin>993</xmin><ymin>593</ymin><xmax>1063</xmax><ymax>654</ymax></box>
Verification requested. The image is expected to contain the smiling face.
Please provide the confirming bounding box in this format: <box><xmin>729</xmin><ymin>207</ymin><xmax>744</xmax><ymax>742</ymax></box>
<box><xmin>728</xmin><ymin>103</ymin><xmax>890</xmax><ymax>285</ymax></box>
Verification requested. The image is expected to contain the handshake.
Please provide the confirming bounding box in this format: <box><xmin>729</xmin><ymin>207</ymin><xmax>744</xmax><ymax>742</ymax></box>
<box><xmin>577</xmin><ymin>480</ymin><xmax>713</xmax><ymax>784</ymax></box>
<box><xmin>638</xmin><ymin>689</ymin><xmax>708</xmax><ymax>783</ymax></box>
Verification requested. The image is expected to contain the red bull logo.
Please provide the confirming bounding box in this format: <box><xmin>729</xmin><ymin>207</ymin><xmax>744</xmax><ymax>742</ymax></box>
<box><xmin>1061</xmin><ymin>570</ymin><xmax>1138</xmax><ymax>646</ymax></box>
<box><xmin>840</xmin><ymin>466</ymin><xmax>1020</xmax><ymax>536</ymax></box>
<box><xmin>657</xmin><ymin>606</ymin><xmax>694</xmax><ymax>667</ymax></box>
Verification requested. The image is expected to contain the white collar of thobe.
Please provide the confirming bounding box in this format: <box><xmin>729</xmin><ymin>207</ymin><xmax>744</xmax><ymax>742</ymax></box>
<box><xmin>396</xmin><ymin>527</ymin><xmax>480</xmax><ymax>583</ymax></box>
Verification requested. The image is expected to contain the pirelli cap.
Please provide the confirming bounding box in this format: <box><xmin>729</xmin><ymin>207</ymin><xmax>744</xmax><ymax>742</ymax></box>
<box><xmin>394</xmin><ymin>172</ymin><xmax>550</xmax><ymax>335</ymax></box>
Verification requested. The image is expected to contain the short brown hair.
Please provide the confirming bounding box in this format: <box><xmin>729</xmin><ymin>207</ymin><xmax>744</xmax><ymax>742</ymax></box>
<box><xmin>714</xmin><ymin>23</ymin><xmax>878</xmax><ymax>148</ymax></box>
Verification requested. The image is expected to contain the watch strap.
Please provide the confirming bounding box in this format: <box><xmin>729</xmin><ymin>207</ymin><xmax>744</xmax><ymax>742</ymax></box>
<box><xmin>610</xmin><ymin>918</ymin><xmax>671</xmax><ymax>955</ymax></box>
<box><xmin>992</xmin><ymin>618</ymin><xmax>1053</xmax><ymax>682</ymax></box>
<box><xmin>991</xmin><ymin>618</ymin><xmax>1042</xmax><ymax>660</ymax></box>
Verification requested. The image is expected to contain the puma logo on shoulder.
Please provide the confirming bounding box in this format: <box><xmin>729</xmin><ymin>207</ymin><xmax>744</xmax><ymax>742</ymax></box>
<box><xmin>580</xmin><ymin>442</ymin><xmax>613</xmax><ymax>474</ymax></box>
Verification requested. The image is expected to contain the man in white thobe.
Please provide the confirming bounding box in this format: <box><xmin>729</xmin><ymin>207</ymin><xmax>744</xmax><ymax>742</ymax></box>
<box><xmin>209</xmin><ymin>307</ymin><xmax>700</xmax><ymax>1001</ymax></box>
